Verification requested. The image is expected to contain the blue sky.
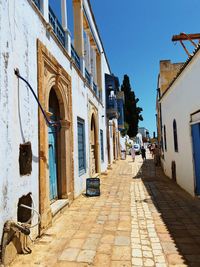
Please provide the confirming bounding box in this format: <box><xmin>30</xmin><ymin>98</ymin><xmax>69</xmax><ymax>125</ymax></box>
<box><xmin>50</xmin><ymin>0</ymin><xmax>200</xmax><ymax>136</ymax></box>
<box><xmin>89</xmin><ymin>0</ymin><xmax>200</xmax><ymax>136</ymax></box>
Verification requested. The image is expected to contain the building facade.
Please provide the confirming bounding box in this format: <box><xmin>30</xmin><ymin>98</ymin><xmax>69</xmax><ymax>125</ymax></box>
<box><xmin>156</xmin><ymin>49</ymin><xmax>200</xmax><ymax>196</ymax></box>
<box><xmin>105</xmin><ymin>74</ymin><xmax>125</xmax><ymax>164</ymax></box>
<box><xmin>0</xmin><ymin>0</ymin><xmax>122</xmax><ymax>264</ymax></box>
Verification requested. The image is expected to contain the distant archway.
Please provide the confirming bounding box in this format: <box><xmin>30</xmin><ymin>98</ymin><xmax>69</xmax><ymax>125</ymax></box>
<box><xmin>107</xmin><ymin>120</ymin><xmax>111</xmax><ymax>165</ymax></box>
<box><xmin>113</xmin><ymin>122</ymin><xmax>116</xmax><ymax>160</ymax></box>
<box><xmin>90</xmin><ymin>113</ymin><xmax>98</xmax><ymax>175</ymax></box>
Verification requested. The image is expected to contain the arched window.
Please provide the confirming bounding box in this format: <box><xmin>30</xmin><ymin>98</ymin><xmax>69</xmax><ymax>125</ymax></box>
<box><xmin>173</xmin><ymin>119</ymin><xmax>178</xmax><ymax>152</ymax></box>
<box><xmin>164</xmin><ymin>125</ymin><xmax>167</xmax><ymax>151</ymax></box>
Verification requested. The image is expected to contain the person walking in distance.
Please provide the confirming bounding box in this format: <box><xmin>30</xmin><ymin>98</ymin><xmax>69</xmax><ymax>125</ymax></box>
<box><xmin>141</xmin><ymin>146</ymin><xmax>146</xmax><ymax>161</ymax></box>
<box><xmin>131</xmin><ymin>145</ymin><xmax>135</xmax><ymax>162</ymax></box>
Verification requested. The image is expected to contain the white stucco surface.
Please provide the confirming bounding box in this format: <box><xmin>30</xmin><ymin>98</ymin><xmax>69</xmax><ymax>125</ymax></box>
<box><xmin>160</xmin><ymin>49</ymin><xmax>200</xmax><ymax>196</ymax></box>
<box><xmin>0</xmin><ymin>0</ymin><xmax>111</xmax><ymax>239</ymax></box>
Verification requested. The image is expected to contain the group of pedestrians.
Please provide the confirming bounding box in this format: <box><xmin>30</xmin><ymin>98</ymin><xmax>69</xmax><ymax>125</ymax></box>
<box><xmin>131</xmin><ymin>145</ymin><xmax>146</xmax><ymax>162</ymax></box>
<box><xmin>148</xmin><ymin>143</ymin><xmax>160</xmax><ymax>166</ymax></box>
<box><xmin>130</xmin><ymin>143</ymin><xmax>160</xmax><ymax>165</ymax></box>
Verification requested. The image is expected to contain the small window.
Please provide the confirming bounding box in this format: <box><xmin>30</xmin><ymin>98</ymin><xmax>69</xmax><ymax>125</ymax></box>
<box><xmin>100</xmin><ymin>130</ymin><xmax>104</xmax><ymax>162</ymax></box>
<box><xmin>17</xmin><ymin>193</ymin><xmax>32</xmax><ymax>224</ymax></box>
<box><xmin>19</xmin><ymin>142</ymin><xmax>32</xmax><ymax>175</ymax></box>
<box><xmin>77</xmin><ymin>118</ymin><xmax>86</xmax><ymax>175</ymax></box>
<box><xmin>173</xmin><ymin>119</ymin><xmax>178</xmax><ymax>152</ymax></box>
<box><xmin>164</xmin><ymin>125</ymin><xmax>167</xmax><ymax>151</ymax></box>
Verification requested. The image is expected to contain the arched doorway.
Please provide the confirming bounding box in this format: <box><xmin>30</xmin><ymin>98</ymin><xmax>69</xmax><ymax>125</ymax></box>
<box><xmin>48</xmin><ymin>89</ymin><xmax>60</xmax><ymax>201</ymax></box>
<box><xmin>38</xmin><ymin>40</ymin><xmax>74</xmax><ymax>232</ymax></box>
<box><xmin>90</xmin><ymin>114</ymin><xmax>98</xmax><ymax>175</ymax></box>
<box><xmin>113</xmin><ymin>122</ymin><xmax>116</xmax><ymax>160</ymax></box>
<box><xmin>107</xmin><ymin>120</ymin><xmax>111</xmax><ymax>165</ymax></box>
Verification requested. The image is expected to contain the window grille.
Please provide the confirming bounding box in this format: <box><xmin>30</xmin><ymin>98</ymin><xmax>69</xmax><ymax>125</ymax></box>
<box><xmin>77</xmin><ymin>118</ymin><xmax>86</xmax><ymax>174</ymax></box>
<box><xmin>173</xmin><ymin>119</ymin><xmax>178</xmax><ymax>152</ymax></box>
<box><xmin>100</xmin><ymin>130</ymin><xmax>104</xmax><ymax>162</ymax></box>
<box><xmin>164</xmin><ymin>125</ymin><xmax>167</xmax><ymax>151</ymax></box>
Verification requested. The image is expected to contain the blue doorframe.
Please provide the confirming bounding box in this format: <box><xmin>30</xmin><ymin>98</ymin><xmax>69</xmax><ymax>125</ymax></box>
<box><xmin>48</xmin><ymin>112</ymin><xmax>58</xmax><ymax>201</ymax></box>
<box><xmin>191</xmin><ymin>123</ymin><xmax>200</xmax><ymax>195</ymax></box>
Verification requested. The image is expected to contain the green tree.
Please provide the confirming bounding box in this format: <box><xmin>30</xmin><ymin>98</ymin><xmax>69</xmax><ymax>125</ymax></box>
<box><xmin>121</xmin><ymin>74</ymin><xmax>143</xmax><ymax>137</ymax></box>
<box><xmin>120</xmin><ymin>122</ymin><xmax>129</xmax><ymax>137</ymax></box>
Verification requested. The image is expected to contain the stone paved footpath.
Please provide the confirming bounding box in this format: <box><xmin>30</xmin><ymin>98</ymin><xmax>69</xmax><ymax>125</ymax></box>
<box><xmin>10</xmin><ymin>153</ymin><xmax>200</xmax><ymax>267</ymax></box>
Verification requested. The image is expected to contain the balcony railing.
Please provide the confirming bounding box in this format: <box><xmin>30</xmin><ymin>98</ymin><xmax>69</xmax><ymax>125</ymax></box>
<box><xmin>71</xmin><ymin>45</ymin><xmax>81</xmax><ymax>70</ymax></box>
<box><xmin>32</xmin><ymin>0</ymin><xmax>40</xmax><ymax>9</ymax></box>
<box><xmin>108</xmin><ymin>96</ymin><xmax>118</xmax><ymax>110</ymax></box>
<box><xmin>49</xmin><ymin>6</ymin><xmax>65</xmax><ymax>47</ymax></box>
<box><xmin>85</xmin><ymin>68</ymin><xmax>91</xmax><ymax>85</ymax></box>
<box><xmin>93</xmin><ymin>82</ymin><xmax>97</xmax><ymax>95</ymax></box>
<box><xmin>99</xmin><ymin>90</ymin><xmax>102</xmax><ymax>102</ymax></box>
<box><xmin>107</xmin><ymin>96</ymin><xmax>118</xmax><ymax>119</ymax></box>
<box><xmin>31</xmin><ymin>2</ymin><xmax>102</xmax><ymax>104</ymax></box>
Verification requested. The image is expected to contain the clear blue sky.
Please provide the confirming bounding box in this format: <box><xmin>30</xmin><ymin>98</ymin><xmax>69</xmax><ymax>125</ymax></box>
<box><xmin>50</xmin><ymin>0</ymin><xmax>200</xmax><ymax>136</ymax></box>
<box><xmin>89</xmin><ymin>0</ymin><xmax>200</xmax><ymax>136</ymax></box>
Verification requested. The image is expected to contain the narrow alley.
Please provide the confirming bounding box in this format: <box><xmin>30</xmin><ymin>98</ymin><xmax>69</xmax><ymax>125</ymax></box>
<box><xmin>10</xmin><ymin>153</ymin><xmax>200</xmax><ymax>267</ymax></box>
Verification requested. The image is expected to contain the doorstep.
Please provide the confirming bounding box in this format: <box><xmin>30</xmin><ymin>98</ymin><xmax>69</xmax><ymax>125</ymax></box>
<box><xmin>51</xmin><ymin>199</ymin><xmax>69</xmax><ymax>217</ymax></box>
<box><xmin>91</xmin><ymin>172</ymin><xmax>100</xmax><ymax>178</ymax></box>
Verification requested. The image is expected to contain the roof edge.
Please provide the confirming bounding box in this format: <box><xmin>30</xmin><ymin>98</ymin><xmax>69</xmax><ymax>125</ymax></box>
<box><xmin>87</xmin><ymin>0</ymin><xmax>112</xmax><ymax>74</ymax></box>
<box><xmin>160</xmin><ymin>44</ymin><xmax>200</xmax><ymax>100</ymax></box>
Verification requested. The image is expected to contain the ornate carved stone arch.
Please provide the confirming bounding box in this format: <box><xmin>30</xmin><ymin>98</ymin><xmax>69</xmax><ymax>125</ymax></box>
<box><xmin>37</xmin><ymin>40</ymin><xmax>73</xmax><ymax>234</ymax></box>
<box><xmin>89</xmin><ymin>102</ymin><xmax>100</xmax><ymax>176</ymax></box>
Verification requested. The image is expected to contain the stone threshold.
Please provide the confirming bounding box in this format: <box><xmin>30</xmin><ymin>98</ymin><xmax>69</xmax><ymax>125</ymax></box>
<box><xmin>51</xmin><ymin>199</ymin><xmax>69</xmax><ymax>217</ymax></box>
<box><xmin>91</xmin><ymin>172</ymin><xmax>100</xmax><ymax>178</ymax></box>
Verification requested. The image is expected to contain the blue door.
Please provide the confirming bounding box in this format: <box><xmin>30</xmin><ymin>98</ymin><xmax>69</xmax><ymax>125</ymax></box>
<box><xmin>191</xmin><ymin>123</ymin><xmax>200</xmax><ymax>195</ymax></box>
<box><xmin>48</xmin><ymin>112</ymin><xmax>58</xmax><ymax>200</ymax></box>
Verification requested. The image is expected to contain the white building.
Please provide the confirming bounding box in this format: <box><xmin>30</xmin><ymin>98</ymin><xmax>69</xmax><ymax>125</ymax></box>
<box><xmin>138</xmin><ymin>127</ymin><xmax>150</xmax><ymax>139</ymax></box>
<box><xmin>157</xmin><ymin>47</ymin><xmax>200</xmax><ymax>196</ymax></box>
<box><xmin>0</xmin><ymin>0</ymin><xmax>116</xmax><ymax>264</ymax></box>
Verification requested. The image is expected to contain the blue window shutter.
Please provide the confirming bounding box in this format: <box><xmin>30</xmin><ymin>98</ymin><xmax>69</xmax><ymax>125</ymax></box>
<box><xmin>77</xmin><ymin>118</ymin><xmax>86</xmax><ymax>174</ymax></box>
<box><xmin>100</xmin><ymin>130</ymin><xmax>104</xmax><ymax>162</ymax></box>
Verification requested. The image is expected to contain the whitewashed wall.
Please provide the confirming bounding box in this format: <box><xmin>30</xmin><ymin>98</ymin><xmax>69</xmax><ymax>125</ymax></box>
<box><xmin>161</xmin><ymin>49</ymin><xmax>200</xmax><ymax>196</ymax></box>
<box><xmin>73</xmin><ymin>2</ymin><xmax>110</xmax><ymax>197</ymax></box>
<box><xmin>0</xmin><ymin>0</ymin><xmax>111</xmax><ymax>238</ymax></box>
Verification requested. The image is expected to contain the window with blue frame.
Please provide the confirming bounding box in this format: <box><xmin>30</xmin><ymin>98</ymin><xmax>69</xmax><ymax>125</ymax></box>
<box><xmin>77</xmin><ymin>118</ymin><xmax>86</xmax><ymax>174</ymax></box>
<box><xmin>164</xmin><ymin>125</ymin><xmax>167</xmax><ymax>151</ymax></box>
<box><xmin>100</xmin><ymin>130</ymin><xmax>104</xmax><ymax>162</ymax></box>
<box><xmin>173</xmin><ymin>119</ymin><xmax>178</xmax><ymax>152</ymax></box>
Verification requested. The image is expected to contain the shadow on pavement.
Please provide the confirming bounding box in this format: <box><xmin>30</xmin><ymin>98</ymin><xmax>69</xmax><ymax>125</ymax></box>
<box><xmin>134</xmin><ymin>158</ymin><xmax>200</xmax><ymax>267</ymax></box>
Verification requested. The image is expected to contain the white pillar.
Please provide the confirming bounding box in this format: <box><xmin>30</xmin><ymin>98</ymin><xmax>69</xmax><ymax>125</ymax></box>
<box><xmin>91</xmin><ymin>48</ymin><xmax>97</xmax><ymax>84</ymax></box>
<box><xmin>61</xmin><ymin>0</ymin><xmax>71</xmax><ymax>54</ymax></box>
<box><xmin>87</xmin><ymin>35</ymin><xmax>91</xmax><ymax>73</ymax></box>
<box><xmin>84</xmin><ymin>32</ymin><xmax>91</xmax><ymax>72</ymax></box>
<box><xmin>41</xmin><ymin>0</ymin><xmax>49</xmax><ymax>22</ymax></box>
<box><xmin>61</xmin><ymin>0</ymin><xmax>68</xmax><ymax>31</ymax></box>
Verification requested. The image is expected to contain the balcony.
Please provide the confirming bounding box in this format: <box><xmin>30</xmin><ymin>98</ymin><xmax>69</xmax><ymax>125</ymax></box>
<box><xmin>108</xmin><ymin>96</ymin><xmax>117</xmax><ymax>109</ymax></box>
<box><xmin>107</xmin><ymin>96</ymin><xmax>118</xmax><ymax>119</ymax></box>
<box><xmin>32</xmin><ymin>0</ymin><xmax>40</xmax><ymax>10</ymax></box>
<box><xmin>99</xmin><ymin>90</ymin><xmax>102</xmax><ymax>103</ymax></box>
<box><xmin>117</xmin><ymin>98</ymin><xmax>125</xmax><ymax>129</ymax></box>
<box><xmin>49</xmin><ymin>6</ymin><xmax>65</xmax><ymax>47</ymax></box>
<box><xmin>85</xmin><ymin>68</ymin><xmax>91</xmax><ymax>85</ymax></box>
<box><xmin>93</xmin><ymin>82</ymin><xmax>97</xmax><ymax>95</ymax></box>
<box><xmin>71</xmin><ymin>45</ymin><xmax>81</xmax><ymax>70</ymax></box>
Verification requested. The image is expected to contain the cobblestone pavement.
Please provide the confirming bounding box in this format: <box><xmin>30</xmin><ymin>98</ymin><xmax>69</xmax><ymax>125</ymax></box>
<box><xmin>10</xmin><ymin>153</ymin><xmax>200</xmax><ymax>267</ymax></box>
